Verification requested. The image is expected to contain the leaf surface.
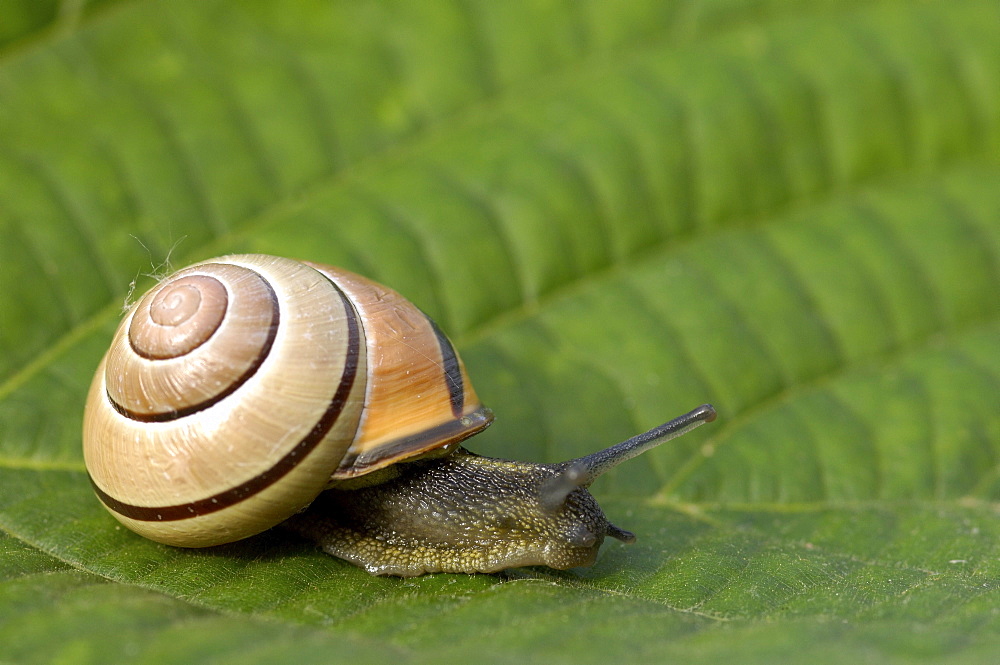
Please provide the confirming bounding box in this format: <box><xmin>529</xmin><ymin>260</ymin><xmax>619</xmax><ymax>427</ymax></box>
<box><xmin>0</xmin><ymin>1</ymin><xmax>998</xmax><ymax>663</ymax></box>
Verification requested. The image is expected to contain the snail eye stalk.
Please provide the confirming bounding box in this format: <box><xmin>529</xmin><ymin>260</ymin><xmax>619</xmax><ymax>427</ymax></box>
<box><xmin>538</xmin><ymin>404</ymin><xmax>716</xmax><ymax>510</ymax></box>
<box><xmin>568</xmin><ymin>404</ymin><xmax>716</xmax><ymax>485</ymax></box>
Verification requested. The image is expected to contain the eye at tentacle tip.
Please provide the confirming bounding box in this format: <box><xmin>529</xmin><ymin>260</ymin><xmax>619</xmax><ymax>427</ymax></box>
<box><xmin>696</xmin><ymin>403</ymin><xmax>717</xmax><ymax>423</ymax></box>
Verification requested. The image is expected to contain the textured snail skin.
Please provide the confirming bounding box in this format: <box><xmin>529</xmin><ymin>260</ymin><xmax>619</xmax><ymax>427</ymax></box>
<box><xmin>284</xmin><ymin>450</ymin><xmax>624</xmax><ymax>576</ymax></box>
<box><xmin>83</xmin><ymin>254</ymin><xmax>490</xmax><ymax>548</ymax></box>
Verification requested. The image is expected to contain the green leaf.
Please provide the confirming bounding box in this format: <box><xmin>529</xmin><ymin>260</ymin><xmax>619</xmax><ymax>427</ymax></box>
<box><xmin>1</xmin><ymin>0</ymin><xmax>998</xmax><ymax>663</ymax></box>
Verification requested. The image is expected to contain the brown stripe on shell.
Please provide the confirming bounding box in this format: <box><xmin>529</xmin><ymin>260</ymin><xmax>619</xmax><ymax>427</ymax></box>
<box><xmin>91</xmin><ymin>276</ymin><xmax>361</xmax><ymax>522</ymax></box>
<box><xmin>424</xmin><ymin>314</ymin><xmax>465</xmax><ymax>418</ymax></box>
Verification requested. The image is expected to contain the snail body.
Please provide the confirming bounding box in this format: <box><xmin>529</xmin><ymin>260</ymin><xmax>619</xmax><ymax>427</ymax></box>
<box><xmin>83</xmin><ymin>254</ymin><xmax>715</xmax><ymax>576</ymax></box>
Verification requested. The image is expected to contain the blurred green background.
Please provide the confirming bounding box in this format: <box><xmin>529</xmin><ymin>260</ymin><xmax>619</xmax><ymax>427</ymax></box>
<box><xmin>1</xmin><ymin>1</ymin><xmax>998</xmax><ymax>663</ymax></box>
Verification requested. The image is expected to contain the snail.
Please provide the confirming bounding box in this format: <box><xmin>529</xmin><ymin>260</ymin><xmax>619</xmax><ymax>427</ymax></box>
<box><xmin>83</xmin><ymin>254</ymin><xmax>716</xmax><ymax>576</ymax></box>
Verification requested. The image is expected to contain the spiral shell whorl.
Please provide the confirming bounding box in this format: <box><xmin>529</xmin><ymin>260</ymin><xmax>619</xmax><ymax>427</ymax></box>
<box><xmin>106</xmin><ymin>264</ymin><xmax>280</xmax><ymax>419</ymax></box>
<box><xmin>131</xmin><ymin>274</ymin><xmax>228</xmax><ymax>358</ymax></box>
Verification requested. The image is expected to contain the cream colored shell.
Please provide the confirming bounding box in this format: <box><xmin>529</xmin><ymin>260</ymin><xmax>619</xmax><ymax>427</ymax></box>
<box><xmin>83</xmin><ymin>254</ymin><xmax>492</xmax><ymax>547</ymax></box>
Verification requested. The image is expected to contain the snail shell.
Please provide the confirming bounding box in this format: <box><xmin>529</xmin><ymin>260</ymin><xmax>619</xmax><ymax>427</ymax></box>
<box><xmin>83</xmin><ymin>254</ymin><xmax>492</xmax><ymax>547</ymax></box>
